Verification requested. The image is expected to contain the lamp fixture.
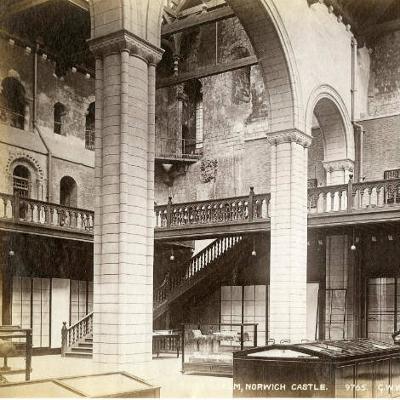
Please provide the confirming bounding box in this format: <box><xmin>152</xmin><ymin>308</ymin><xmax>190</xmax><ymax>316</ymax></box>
<box><xmin>350</xmin><ymin>228</ymin><xmax>356</xmax><ymax>251</ymax></box>
<box><xmin>169</xmin><ymin>249</ymin><xmax>175</xmax><ymax>261</ymax></box>
<box><xmin>8</xmin><ymin>250</ymin><xmax>14</xmax><ymax>257</ymax></box>
<box><xmin>371</xmin><ymin>236</ymin><xmax>377</xmax><ymax>242</ymax></box>
<box><xmin>251</xmin><ymin>236</ymin><xmax>256</xmax><ymax>257</ymax></box>
<box><xmin>388</xmin><ymin>234</ymin><xmax>394</xmax><ymax>241</ymax></box>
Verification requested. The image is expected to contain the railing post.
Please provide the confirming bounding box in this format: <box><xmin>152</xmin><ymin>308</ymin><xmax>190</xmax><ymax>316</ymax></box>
<box><xmin>240</xmin><ymin>324</ymin><xmax>244</xmax><ymax>351</ymax></box>
<box><xmin>248</xmin><ymin>186</ymin><xmax>254</xmax><ymax>222</ymax></box>
<box><xmin>254</xmin><ymin>324</ymin><xmax>258</xmax><ymax>347</ymax></box>
<box><xmin>13</xmin><ymin>193</ymin><xmax>20</xmax><ymax>221</ymax></box>
<box><xmin>167</xmin><ymin>196</ymin><xmax>172</xmax><ymax>228</ymax></box>
<box><xmin>347</xmin><ymin>175</ymin><xmax>353</xmax><ymax>212</ymax></box>
<box><xmin>25</xmin><ymin>329</ymin><xmax>32</xmax><ymax>381</ymax></box>
<box><xmin>61</xmin><ymin>321</ymin><xmax>67</xmax><ymax>357</ymax></box>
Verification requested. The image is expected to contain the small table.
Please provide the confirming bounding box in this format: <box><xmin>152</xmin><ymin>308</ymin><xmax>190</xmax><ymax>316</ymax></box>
<box><xmin>153</xmin><ymin>331</ymin><xmax>181</xmax><ymax>358</ymax></box>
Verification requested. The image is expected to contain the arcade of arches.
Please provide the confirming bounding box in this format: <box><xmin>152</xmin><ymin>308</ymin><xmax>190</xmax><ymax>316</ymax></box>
<box><xmin>88</xmin><ymin>0</ymin><xmax>356</xmax><ymax>368</ymax></box>
<box><xmin>1</xmin><ymin>0</ymin><xmax>399</xmax><ymax>373</ymax></box>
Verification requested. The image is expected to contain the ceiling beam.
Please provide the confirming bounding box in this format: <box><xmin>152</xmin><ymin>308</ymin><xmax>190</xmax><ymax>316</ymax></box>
<box><xmin>361</xmin><ymin>18</ymin><xmax>400</xmax><ymax>39</ymax></box>
<box><xmin>162</xmin><ymin>5</ymin><xmax>234</xmax><ymax>36</ymax></box>
<box><xmin>157</xmin><ymin>55</ymin><xmax>257</xmax><ymax>88</ymax></box>
<box><xmin>67</xmin><ymin>0</ymin><xmax>89</xmax><ymax>12</ymax></box>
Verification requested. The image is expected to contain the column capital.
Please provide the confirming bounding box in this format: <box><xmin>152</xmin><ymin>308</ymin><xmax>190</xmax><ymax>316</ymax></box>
<box><xmin>323</xmin><ymin>158</ymin><xmax>354</xmax><ymax>173</ymax></box>
<box><xmin>88</xmin><ymin>29</ymin><xmax>164</xmax><ymax>65</ymax></box>
<box><xmin>266</xmin><ymin>129</ymin><xmax>312</xmax><ymax>148</ymax></box>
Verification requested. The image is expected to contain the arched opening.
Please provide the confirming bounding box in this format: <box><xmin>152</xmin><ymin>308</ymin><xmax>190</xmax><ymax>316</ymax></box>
<box><xmin>85</xmin><ymin>102</ymin><xmax>95</xmax><ymax>150</ymax></box>
<box><xmin>54</xmin><ymin>102</ymin><xmax>66</xmax><ymax>135</ymax></box>
<box><xmin>182</xmin><ymin>79</ymin><xmax>202</xmax><ymax>155</ymax></box>
<box><xmin>309</xmin><ymin>97</ymin><xmax>352</xmax><ymax>186</ymax></box>
<box><xmin>60</xmin><ymin>176</ymin><xmax>77</xmax><ymax>208</ymax></box>
<box><xmin>13</xmin><ymin>165</ymin><xmax>30</xmax><ymax>198</ymax></box>
<box><xmin>0</xmin><ymin>77</ymin><xmax>26</xmax><ymax>129</ymax></box>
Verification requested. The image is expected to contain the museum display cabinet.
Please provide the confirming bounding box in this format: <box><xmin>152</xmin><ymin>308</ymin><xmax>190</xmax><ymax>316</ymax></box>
<box><xmin>233</xmin><ymin>338</ymin><xmax>400</xmax><ymax>398</ymax></box>
<box><xmin>0</xmin><ymin>372</ymin><xmax>160</xmax><ymax>397</ymax></box>
<box><xmin>0</xmin><ymin>326</ymin><xmax>32</xmax><ymax>381</ymax></box>
<box><xmin>181</xmin><ymin>322</ymin><xmax>258</xmax><ymax>377</ymax></box>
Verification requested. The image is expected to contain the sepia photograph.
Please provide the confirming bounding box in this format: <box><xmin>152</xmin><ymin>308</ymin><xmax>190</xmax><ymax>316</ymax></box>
<box><xmin>0</xmin><ymin>0</ymin><xmax>399</xmax><ymax>397</ymax></box>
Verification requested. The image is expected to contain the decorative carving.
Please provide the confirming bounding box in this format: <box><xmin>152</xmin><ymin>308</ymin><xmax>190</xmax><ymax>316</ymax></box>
<box><xmin>6</xmin><ymin>152</ymin><xmax>44</xmax><ymax>181</ymax></box>
<box><xmin>267</xmin><ymin>129</ymin><xmax>312</xmax><ymax>148</ymax></box>
<box><xmin>200</xmin><ymin>159</ymin><xmax>218</xmax><ymax>183</ymax></box>
<box><xmin>88</xmin><ymin>29</ymin><xmax>164</xmax><ymax>64</ymax></box>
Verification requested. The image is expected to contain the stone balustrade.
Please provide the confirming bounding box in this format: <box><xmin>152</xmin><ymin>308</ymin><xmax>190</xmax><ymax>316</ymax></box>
<box><xmin>0</xmin><ymin>178</ymin><xmax>399</xmax><ymax>238</ymax></box>
<box><xmin>0</xmin><ymin>193</ymin><xmax>94</xmax><ymax>233</ymax></box>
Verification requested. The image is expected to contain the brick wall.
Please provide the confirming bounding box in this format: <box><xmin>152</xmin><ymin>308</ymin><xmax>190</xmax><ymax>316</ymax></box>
<box><xmin>361</xmin><ymin>115</ymin><xmax>400</xmax><ymax>181</ymax></box>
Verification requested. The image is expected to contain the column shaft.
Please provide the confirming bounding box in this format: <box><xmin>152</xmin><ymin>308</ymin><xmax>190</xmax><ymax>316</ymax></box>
<box><xmin>268</xmin><ymin>130</ymin><xmax>311</xmax><ymax>343</ymax></box>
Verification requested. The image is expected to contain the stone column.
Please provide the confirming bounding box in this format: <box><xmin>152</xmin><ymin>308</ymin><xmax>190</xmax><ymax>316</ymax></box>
<box><xmin>323</xmin><ymin>159</ymin><xmax>354</xmax><ymax>210</ymax></box>
<box><xmin>267</xmin><ymin>130</ymin><xmax>312</xmax><ymax>343</ymax></box>
<box><xmin>323</xmin><ymin>159</ymin><xmax>354</xmax><ymax>186</ymax></box>
<box><xmin>89</xmin><ymin>31</ymin><xmax>162</xmax><ymax>369</ymax></box>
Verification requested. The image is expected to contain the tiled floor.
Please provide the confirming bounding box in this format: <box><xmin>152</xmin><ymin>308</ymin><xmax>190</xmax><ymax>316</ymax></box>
<box><xmin>4</xmin><ymin>355</ymin><xmax>232</xmax><ymax>398</ymax></box>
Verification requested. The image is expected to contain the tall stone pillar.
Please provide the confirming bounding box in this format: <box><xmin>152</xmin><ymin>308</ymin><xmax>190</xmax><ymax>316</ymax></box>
<box><xmin>89</xmin><ymin>31</ymin><xmax>162</xmax><ymax>369</ymax></box>
<box><xmin>268</xmin><ymin>130</ymin><xmax>312</xmax><ymax>343</ymax></box>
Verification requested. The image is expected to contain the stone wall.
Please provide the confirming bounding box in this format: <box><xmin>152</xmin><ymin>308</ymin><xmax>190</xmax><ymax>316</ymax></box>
<box><xmin>368</xmin><ymin>31</ymin><xmax>400</xmax><ymax>117</ymax></box>
<box><xmin>0</xmin><ymin>37</ymin><xmax>95</xmax><ymax>206</ymax></box>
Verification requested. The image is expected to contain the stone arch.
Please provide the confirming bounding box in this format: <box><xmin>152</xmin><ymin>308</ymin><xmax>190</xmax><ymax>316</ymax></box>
<box><xmin>6</xmin><ymin>153</ymin><xmax>45</xmax><ymax>200</ymax></box>
<box><xmin>306</xmin><ymin>85</ymin><xmax>354</xmax><ymax>185</ymax></box>
<box><xmin>225</xmin><ymin>0</ymin><xmax>302</xmax><ymax>132</ymax></box>
<box><xmin>306</xmin><ymin>85</ymin><xmax>354</xmax><ymax>161</ymax></box>
<box><xmin>88</xmin><ymin>0</ymin><xmax>300</xmax><ymax>130</ymax></box>
<box><xmin>89</xmin><ymin>0</ymin><xmax>165</xmax><ymax>47</ymax></box>
<box><xmin>60</xmin><ymin>176</ymin><xmax>78</xmax><ymax>208</ymax></box>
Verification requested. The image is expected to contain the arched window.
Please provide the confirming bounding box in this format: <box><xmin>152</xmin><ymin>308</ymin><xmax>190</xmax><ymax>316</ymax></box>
<box><xmin>231</xmin><ymin>47</ymin><xmax>251</xmax><ymax>105</ymax></box>
<box><xmin>0</xmin><ymin>77</ymin><xmax>26</xmax><ymax>129</ymax></box>
<box><xmin>85</xmin><ymin>102</ymin><xmax>95</xmax><ymax>150</ymax></box>
<box><xmin>182</xmin><ymin>79</ymin><xmax>202</xmax><ymax>155</ymax></box>
<box><xmin>13</xmin><ymin>165</ymin><xmax>30</xmax><ymax>198</ymax></box>
<box><xmin>54</xmin><ymin>102</ymin><xmax>66</xmax><ymax>135</ymax></box>
<box><xmin>60</xmin><ymin>176</ymin><xmax>77</xmax><ymax>208</ymax></box>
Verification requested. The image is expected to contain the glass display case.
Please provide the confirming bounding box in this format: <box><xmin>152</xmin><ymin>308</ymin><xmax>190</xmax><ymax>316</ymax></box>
<box><xmin>0</xmin><ymin>372</ymin><xmax>160</xmax><ymax>398</ymax></box>
<box><xmin>233</xmin><ymin>338</ymin><xmax>400</xmax><ymax>398</ymax></box>
<box><xmin>182</xmin><ymin>323</ymin><xmax>258</xmax><ymax>377</ymax></box>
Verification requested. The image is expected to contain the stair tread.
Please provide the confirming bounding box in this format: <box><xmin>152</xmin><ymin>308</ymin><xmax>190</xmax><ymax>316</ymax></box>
<box><xmin>65</xmin><ymin>352</ymin><xmax>92</xmax><ymax>358</ymax></box>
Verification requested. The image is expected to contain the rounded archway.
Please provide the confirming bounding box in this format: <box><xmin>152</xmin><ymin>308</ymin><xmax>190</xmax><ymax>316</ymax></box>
<box><xmin>60</xmin><ymin>176</ymin><xmax>77</xmax><ymax>208</ymax></box>
<box><xmin>13</xmin><ymin>165</ymin><xmax>30</xmax><ymax>198</ymax></box>
<box><xmin>306</xmin><ymin>86</ymin><xmax>354</xmax><ymax>186</ymax></box>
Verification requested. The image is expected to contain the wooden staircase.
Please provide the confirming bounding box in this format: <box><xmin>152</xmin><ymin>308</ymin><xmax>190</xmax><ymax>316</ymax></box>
<box><xmin>153</xmin><ymin>235</ymin><xmax>245</xmax><ymax>321</ymax></box>
<box><xmin>64</xmin><ymin>334</ymin><xmax>93</xmax><ymax>358</ymax></box>
<box><xmin>60</xmin><ymin>236</ymin><xmax>245</xmax><ymax>358</ymax></box>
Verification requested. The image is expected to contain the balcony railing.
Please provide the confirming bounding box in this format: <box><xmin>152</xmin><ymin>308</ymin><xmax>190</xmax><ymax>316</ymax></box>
<box><xmin>0</xmin><ymin>193</ymin><xmax>94</xmax><ymax>234</ymax></box>
<box><xmin>156</xmin><ymin>137</ymin><xmax>201</xmax><ymax>160</ymax></box>
<box><xmin>155</xmin><ymin>188</ymin><xmax>270</xmax><ymax>229</ymax></box>
<box><xmin>156</xmin><ymin>178</ymin><xmax>400</xmax><ymax>229</ymax></box>
<box><xmin>0</xmin><ymin>106</ymin><xmax>25</xmax><ymax>129</ymax></box>
<box><xmin>1</xmin><ymin>178</ymin><xmax>399</xmax><ymax>238</ymax></box>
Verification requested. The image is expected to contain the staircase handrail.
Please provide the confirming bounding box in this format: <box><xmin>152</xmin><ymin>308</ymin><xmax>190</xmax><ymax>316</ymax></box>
<box><xmin>61</xmin><ymin>311</ymin><xmax>93</xmax><ymax>356</ymax></box>
<box><xmin>154</xmin><ymin>235</ymin><xmax>242</xmax><ymax>311</ymax></box>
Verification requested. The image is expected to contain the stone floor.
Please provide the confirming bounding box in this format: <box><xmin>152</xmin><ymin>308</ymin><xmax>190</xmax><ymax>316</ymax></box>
<box><xmin>3</xmin><ymin>355</ymin><xmax>233</xmax><ymax>398</ymax></box>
